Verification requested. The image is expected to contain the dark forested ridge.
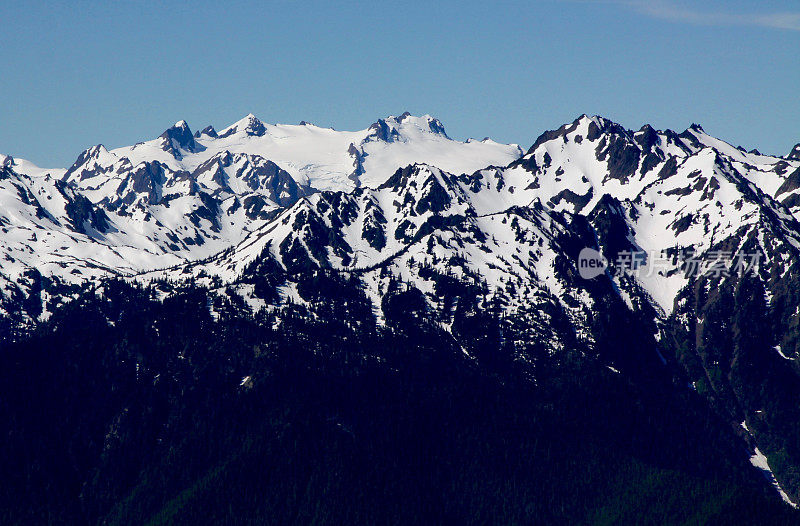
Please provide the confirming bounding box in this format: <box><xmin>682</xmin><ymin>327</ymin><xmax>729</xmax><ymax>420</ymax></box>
<box><xmin>1</xmin><ymin>275</ymin><xmax>797</xmax><ymax>525</ymax></box>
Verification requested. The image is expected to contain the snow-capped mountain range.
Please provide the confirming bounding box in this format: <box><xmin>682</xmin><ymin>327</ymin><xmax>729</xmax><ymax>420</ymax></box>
<box><xmin>2</xmin><ymin>112</ymin><xmax>800</xmax><ymax>325</ymax></box>
<box><xmin>0</xmin><ymin>113</ymin><xmax>521</xmax><ymax>317</ymax></box>
<box><xmin>6</xmin><ymin>111</ymin><xmax>800</xmax><ymax>504</ymax></box>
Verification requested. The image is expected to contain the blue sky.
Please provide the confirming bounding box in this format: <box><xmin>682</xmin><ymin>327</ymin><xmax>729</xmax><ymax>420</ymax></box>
<box><xmin>1</xmin><ymin>0</ymin><xmax>798</xmax><ymax>167</ymax></box>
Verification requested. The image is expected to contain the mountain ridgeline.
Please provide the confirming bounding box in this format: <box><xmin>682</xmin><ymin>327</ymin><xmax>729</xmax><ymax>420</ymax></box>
<box><xmin>2</xmin><ymin>114</ymin><xmax>800</xmax><ymax>524</ymax></box>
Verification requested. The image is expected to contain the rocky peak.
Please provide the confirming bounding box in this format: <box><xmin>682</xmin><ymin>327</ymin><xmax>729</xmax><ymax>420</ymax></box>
<box><xmin>218</xmin><ymin>113</ymin><xmax>267</xmax><ymax>138</ymax></box>
<box><xmin>63</xmin><ymin>145</ymin><xmax>114</xmax><ymax>181</ymax></box>
<box><xmin>194</xmin><ymin>125</ymin><xmax>218</xmax><ymax>139</ymax></box>
<box><xmin>159</xmin><ymin>120</ymin><xmax>199</xmax><ymax>157</ymax></box>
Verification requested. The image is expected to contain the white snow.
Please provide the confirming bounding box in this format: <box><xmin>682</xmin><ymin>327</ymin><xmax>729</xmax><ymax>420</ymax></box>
<box><xmin>750</xmin><ymin>447</ymin><xmax>797</xmax><ymax>507</ymax></box>
<box><xmin>774</xmin><ymin>345</ymin><xmax>793</xmax><ymax>361</ymax></box>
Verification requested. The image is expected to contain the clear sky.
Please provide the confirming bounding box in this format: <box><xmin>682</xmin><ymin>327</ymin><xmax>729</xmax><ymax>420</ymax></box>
<box><xmin>1</xmin><ymin>0</ymin><xmax>798</xmax><ymax>167</ymax></box>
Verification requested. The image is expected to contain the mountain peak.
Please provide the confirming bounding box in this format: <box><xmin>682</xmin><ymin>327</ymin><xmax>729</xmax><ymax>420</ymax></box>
<box><xmin>194</xmin><ymin>125</ymin><xmax>218</xmax><ymax>139</ymax></box>
<box><xmin>63</xmin><ymin>144</ymin><xmax>115</xmax><ymax>181</ymax></box>
<box><xmin>424</xmin><ymin>114</ymin><xmax>448</xmax><ymax>137</ymax></box>
<box><xmin>524</xmin><ymin>114</ymin><xmax>614</xmax><ymax>154</ymax></box>
<box><xmin>219</xmin><ymin>113</ymin><xmax>267</xmax><ymax>138</ymax></box>
<box><xmin>397</xmin><ymin>113</ymin><xmax>448</xmax><ymax>138</ymax></box>
<box><xmin>366</xmin><ymin>113</ymin><xmax>450</xmax><ymax>143</ymax></box>
<box><xmin>378</xmin><ymin>163</ymin><xmax>448</xmax><ymax>195</ymax></box>
<box><xmin>367</xmin><ymin>118</ymin><xmax>401</xmax><ymax>142</ymax></box>
<box><xmin>159</xmin><ymin>120</ymin><xmax>198</xmax><ymax>155</ymax></box>
<box><xmin>789</xmin><ymin>143</ymin><xmax>800</xmax><ymax>161</ymax></box>
<box><xmin>82</xmin><ymin>144</ymin><xmax>112</xmax><ymax>161</ymax></box>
